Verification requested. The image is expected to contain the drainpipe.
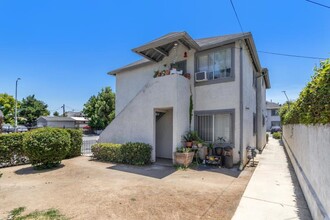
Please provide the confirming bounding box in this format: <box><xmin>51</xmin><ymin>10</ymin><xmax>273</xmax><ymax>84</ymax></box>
<box><xmin>239</xmin><ymin>43</ymin><xmax>244</xmax><ymax>171</ymax></box>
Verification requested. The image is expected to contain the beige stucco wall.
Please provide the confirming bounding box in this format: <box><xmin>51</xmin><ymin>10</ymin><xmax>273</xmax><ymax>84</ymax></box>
<box><xmin>99</xmin><ymin>74</ymin><xmax>190</xmax><ymax>162</ymax></box>
<box><xmin>283</xmin><ymin>124</ymin><xmax>330</xmax><ymax>220</ymax></box>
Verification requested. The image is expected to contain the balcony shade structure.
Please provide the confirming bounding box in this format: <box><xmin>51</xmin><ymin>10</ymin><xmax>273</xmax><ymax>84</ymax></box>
<box><xmin>132</xmin><ymin>32</ymin><xmax>200</xmax><ymax>62</ymax></box>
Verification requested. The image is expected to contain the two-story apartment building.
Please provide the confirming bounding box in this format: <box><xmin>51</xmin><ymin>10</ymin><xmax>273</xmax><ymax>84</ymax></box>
<box><xmin>266</xmin><ymin>101</ymin><xmax>281</xmax><ymax>131</ymax></box>
<box><xmin>99</xmin><ymin>32</ymin><xmax>270</xmax><ymax>168</ymax></box>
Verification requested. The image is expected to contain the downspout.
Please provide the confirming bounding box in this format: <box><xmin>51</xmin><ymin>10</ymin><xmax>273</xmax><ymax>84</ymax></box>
<box><xmin>239</xmin><ymin>43</ymin><xmax>244</xmax><ymax>171</ymax></box>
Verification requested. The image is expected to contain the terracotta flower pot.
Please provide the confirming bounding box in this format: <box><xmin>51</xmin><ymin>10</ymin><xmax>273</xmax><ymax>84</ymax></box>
<box><xmin>186</xmin><ymin>141</ymin><xmax>193</xmax><ymax>148</ymax></box>
<box><xmin>174</xmin><ymin>152</ymin><xmax>195</xmax><ymax>167</ymax></box>
<box><xmin>184</xmin><ymin>73</ymin><xmax>191</xmax><ymax>79</ymax></box>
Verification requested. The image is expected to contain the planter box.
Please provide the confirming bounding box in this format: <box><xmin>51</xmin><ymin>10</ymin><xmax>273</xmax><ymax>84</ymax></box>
<box><xmin>174</xmin><ymin>152</ymin><xmax>194</xmax><ymax>167</ymax></box>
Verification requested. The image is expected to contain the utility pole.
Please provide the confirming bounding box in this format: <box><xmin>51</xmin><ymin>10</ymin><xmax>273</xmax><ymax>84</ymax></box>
<box><xmin>15</xmin><ymin>78</ymin><xmax>21</xmax><ymax>132</ymax></box>
<box><xmin>61</xmin><ymin>104</ymin><xmax>66</xmax><ymax>117</ymax></box>
<box><xmin>282</xmin><ymin>91</ymin><xmax>290</xmax><ymax>109</ymax></box>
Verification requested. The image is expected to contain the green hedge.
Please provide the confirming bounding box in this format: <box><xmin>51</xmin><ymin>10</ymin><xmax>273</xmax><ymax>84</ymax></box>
<box><xmin>23</xmin><ymin>128</ymin><xmax>70</xmax><ymax>169</ymax></box>
<box><xmin>0</xmin><ymin>133</ymin><xmax>27</xmax><ymax>166</ymax></box>
<box><xmin>66</xmin><ymin>129</ymin><xmax>83</xmax><ymax>158</ymax></box>
<box><xmin>273</xmin><ymin>132</ymin><xmax>282</xmax><ymax>139</ymax></box>
<box><xmin>121</xmin><ymin>142</ymin><xmax>152</xmax><ymax>165</ymax></box>
<box><xmin>92</xmin><ymin>143</ymin><xmax>122</xmax><ymax>162</ymax></box>
<box><xmin>92</xmin><ymin>142</ymin><xmax>152</xmax><ymax>165</ymax></box>
<box><xmin>280</xmin><ymin>59</ymin><xmax>330</xmax><ymax>125</ymax></box>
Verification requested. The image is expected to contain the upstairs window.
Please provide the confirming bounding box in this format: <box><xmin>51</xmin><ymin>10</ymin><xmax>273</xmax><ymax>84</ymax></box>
<box><xmin>271</xmin><ymin>109</ymin><xmax>279</xmax><ymax>116</ymax></box>
<box><xmin>197</xmin><ymin>47</ymin><xmax>233</xmax><ymax>81</ymax></box>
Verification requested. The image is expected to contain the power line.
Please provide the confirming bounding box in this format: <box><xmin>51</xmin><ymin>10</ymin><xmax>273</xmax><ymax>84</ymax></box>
<box><xmin>228</xmin><ymin>0</ymin><xmax>327</xmax><ymax>60</ymax></box>
<box><xmin>305</xmin><ymin>0</ymin><xmax>330</xmax><ymax>9</ymax></box>
<box><xmin>230</xmin><ymin>0</ymin><xmax>244</xmax><ymax>33</ymax></box>
<box><xmin>258</xmin><ymin>50</ymin><xmax>326</xmax><ymax>60</ymax></box>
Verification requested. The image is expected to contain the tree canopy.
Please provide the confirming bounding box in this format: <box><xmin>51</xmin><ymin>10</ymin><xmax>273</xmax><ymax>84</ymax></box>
<box><xmin>53</xmin><ymin>111</ymin><xmax>60</xmax><ymax>116</ymax></box>
<box><xmin>20</xmin><ymin>95</ymin><xmax>50</xmax><ymax>126</ymax></box>
<box><xmin>0</xmin><ymin>93</ymin><xmax>17</xmax><ymax>124</ymax></box>
<box><xmin>83</xmin><ymin>87</ymin><xmax>115</xmax><ymax>130</ymax></box>
<box><xmin>280</xmin><ymin>59</ymin><xmax>330</xmax><ymax>125</ymax></box>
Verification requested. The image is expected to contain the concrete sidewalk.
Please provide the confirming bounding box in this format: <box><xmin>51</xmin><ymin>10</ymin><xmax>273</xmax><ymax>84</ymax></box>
<box><xmin>232</xmin><ymin>136</ymin><xmax>312</xmax><ymax>220</ymax></box>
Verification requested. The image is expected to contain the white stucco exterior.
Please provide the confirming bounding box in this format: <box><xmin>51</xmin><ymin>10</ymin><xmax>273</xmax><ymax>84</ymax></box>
<box><xmin>115</xmin><ymin>44</ymin><xmax>194</xmax><ymax>115</ymax></box>
<box><xmin>283</xmin><ymin>124</ymin><xmax>330</xmax><ymax>220</ymax></box>
<box><xmin>99</xmin><ymin>74</ymin><xmax>190</xmax><ymax>162</ymax></box>
<box><xmin>101</xmin><ymin>32</ymin><xmax>270</xmax><ymax>166</ymax></box>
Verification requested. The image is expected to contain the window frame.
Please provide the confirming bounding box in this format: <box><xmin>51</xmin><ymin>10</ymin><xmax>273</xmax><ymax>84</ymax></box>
<box><xmin>271</xmin><ymin>109</ymin><xmax>279</xmax><ymax>116</ymax></box>
<box><xmin>195</xmin><ymin>43</ymin><xmax>235</xmax><ymax>87</ymax></box>
<box><xmin>194</xmin><ymin>109</ymin><xmax>235</xmax><ymax>146</ymax></box>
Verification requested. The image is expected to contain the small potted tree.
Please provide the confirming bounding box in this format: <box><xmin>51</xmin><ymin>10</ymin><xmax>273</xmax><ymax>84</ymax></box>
<box><xmin>182</xmin><ymin>131</ymin><xmax>193</xmax><ymax>148</ymax></box>
<box><xmin>174</xmin><ymin>147</ymin><xmax>195</xmax><ymax>168</ymax></box>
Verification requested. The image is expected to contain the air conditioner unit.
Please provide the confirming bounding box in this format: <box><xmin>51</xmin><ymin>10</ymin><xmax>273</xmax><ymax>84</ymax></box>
<box><xmin>195</xmin><ymin>71</ymin><xmax>207</xmax><ymax>82</ymax></box>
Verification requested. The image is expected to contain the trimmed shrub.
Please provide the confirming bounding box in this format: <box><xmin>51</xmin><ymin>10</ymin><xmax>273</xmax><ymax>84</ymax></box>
<box><xmin>92</xmin><ymin>143</ymin><xmax>123</xmax><ymax>162</ymax></box>
<box><xmin>0</xmin><ymin>133</ymin><xmax>27</xmax><ymax>166</ymax></box>
<box><xmin>23</xmin><ymin>128</ymin><xmax>70</xmax><ymax>169</ymax></box>
<box><xmin>66</xmin><ymin>129</ymin><xmax>83</xmax><ymax>158</ymax></box>
<box><xmin>92</xmin><ymin>142</ymin><xmax>152</xmax><ymax>165</ymax></box>
<box><xmin>121</xmin><ymin>142</ymin><xmax>152</xmax><ymax>165</ymax></box>
<box><xmin>273</xmin><ymin>132</ymin><xmax>282</xmax><ymax>139</ymax></box>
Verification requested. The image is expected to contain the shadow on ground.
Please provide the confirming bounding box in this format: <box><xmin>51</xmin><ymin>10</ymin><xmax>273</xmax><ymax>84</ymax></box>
<box><xmin>14</xmin><ymin>164</ymin><xmax>65</xmax><ymax>175</ymax></box>
<box><xmin>107</xmin><ymin>162</ymin><xmax>243</xmax><ymax>179</ymax></box>
<box><xmin>191</xmin><ymin>164</ymin><xmax>241</xmax><ymax>178</ymax></box>
<box><xmin>107</xmin><ymin>164</ymin><xmax>176</xmax><ymax>179</ymax></box>
<box><xmin>279</xmin><ymin>139</ymin><xmax>312</xmax><ymax>219</ymax></box>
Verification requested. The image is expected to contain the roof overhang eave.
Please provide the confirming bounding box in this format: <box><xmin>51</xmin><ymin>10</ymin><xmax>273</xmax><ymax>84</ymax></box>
<box><xmin>262</xmin><ymin>68</ymin><xmax>271</xmax><ymax>89</ymax></box>
<box><xmin>132</xmin><ymin>32</ymin><xmax>200</xmax><ymax>63</ymax></box>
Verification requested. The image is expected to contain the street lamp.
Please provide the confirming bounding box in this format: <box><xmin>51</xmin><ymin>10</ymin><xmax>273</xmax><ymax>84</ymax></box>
<box><xmin>15</xmin><ymin>78</ymin><xmax>21</xmax><ymax>132</ymax></box>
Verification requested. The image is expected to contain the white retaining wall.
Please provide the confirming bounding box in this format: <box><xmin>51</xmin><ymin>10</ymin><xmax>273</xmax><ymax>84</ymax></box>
<box><xmin>282</xmin><ymin>124</ymin><xmax>330</xmax><ymax>220</ymax></box>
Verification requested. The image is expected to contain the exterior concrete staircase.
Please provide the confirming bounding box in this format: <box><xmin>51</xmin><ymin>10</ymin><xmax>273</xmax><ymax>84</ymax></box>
<box><xmin>98</xmin><ymin>74</ymin><xmax>191</xmax><ymax>162</ymax></box>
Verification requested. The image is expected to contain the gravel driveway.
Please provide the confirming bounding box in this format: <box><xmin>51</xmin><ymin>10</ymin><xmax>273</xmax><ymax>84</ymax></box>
<box><xmin>0</xmin><ymin>156</ymin><xmax>255</xmax><ymax>220</ymax></box>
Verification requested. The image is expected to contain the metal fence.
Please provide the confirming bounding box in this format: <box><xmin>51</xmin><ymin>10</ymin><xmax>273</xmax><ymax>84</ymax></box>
<box><xmin>81</xmin><ymin>140</ymin><xmax>97</xmax><ymax>156</ymax></box>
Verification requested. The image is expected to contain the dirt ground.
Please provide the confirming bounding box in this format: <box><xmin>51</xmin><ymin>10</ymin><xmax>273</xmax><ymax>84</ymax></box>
<box><xmin>0</xmin><ymin>157</ymin><xmax>255</xmax><ymax>220</ymax></box>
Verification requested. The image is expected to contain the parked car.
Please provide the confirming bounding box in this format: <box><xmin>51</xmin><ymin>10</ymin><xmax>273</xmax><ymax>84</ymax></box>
<box><xmin>1</xmin><ymin>124</ymin><xmax>14</xmax><ymax>133</ymax></box>
<box><xmin>16</xmin><ymin>125</ymin><xmax>28</xmax><ymax>132</ymax></box>
<box><xmin>270</xmin><ymin>126</ymin><xmax>282</xmax><ymax>134</ymax></box>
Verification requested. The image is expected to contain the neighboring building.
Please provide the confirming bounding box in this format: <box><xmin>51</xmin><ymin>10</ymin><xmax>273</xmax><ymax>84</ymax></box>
<box><xmin>65</xmin><ymin>111</ymin><xmax>85</xmax><ymax>117</ymax></box>
<box><xmin>266</xmin><ymin>101</ymin><xmax>281</xmax><ymax>131</ymax></box>
<box><xmin>37</xmin><ymin>116</ymin><xmax>88</xmax><ymax>129</ymax></box>
<box><xmin>99</xmin><ymin>32</ymin><xmax>270</xmax><ymax>167</ymax></box>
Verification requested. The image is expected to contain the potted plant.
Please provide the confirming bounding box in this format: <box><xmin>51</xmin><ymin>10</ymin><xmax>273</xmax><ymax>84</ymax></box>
<box><xmin>174</xmin><ymin>147</ymin><xmax>195</xmax><ymax>168</ymax></box>
<box><xmin>197</xmin><ymin>140</ymin><xmax>204</xmax><ymax>148</ymax></box>
<box><xmin>207</xmin><ymin>143</ymin><xmax>214</xmax><ymax>156</ymax></box>
<box><xmin>182</xmin><ymin>131</ymin><xmax>193</xmax><ymax>148</ymax></box>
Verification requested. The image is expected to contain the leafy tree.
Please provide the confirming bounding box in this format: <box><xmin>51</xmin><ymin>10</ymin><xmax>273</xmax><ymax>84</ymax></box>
<box><xmin>83</xmin><ymin>87</ymin><xmax>115</xmax><ymax>130</ymax></box>
<box><xmin>280</xmin><ymin>59</ymin><xmax>330</xmax><ymax>125</ymax></box>
<box><xmin>53</xmin><ymin>111</ymin><xmax>60</xmax><ymax>116</ymax></box>
<box><xmin>0</xmin><ymin>93</ymin><xmax>18</xmax><ymax>124</ymax></box>
<box><xmin>20</xmin><ymin>95</ymin><xmax>50</xmax><ymax>126</ymax></box>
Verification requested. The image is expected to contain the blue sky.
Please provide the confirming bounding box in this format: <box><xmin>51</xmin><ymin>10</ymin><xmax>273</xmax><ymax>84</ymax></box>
<box><xmin>0</xmin><ymin>0</ymin><xmax>329</xmax><ymax>114</ymax></box>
